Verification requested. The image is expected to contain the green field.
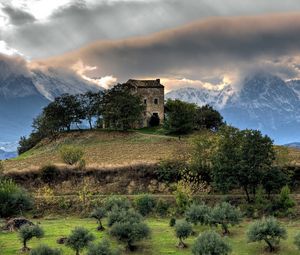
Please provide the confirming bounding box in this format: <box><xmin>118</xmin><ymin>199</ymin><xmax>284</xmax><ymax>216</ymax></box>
<box><xmin>1</xmin><ymin>217</ymin><xmax>300</xmax><ymax>255</ymax></box>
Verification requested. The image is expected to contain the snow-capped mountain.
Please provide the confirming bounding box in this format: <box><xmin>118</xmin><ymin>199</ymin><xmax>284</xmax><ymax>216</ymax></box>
<box><xmin>166</xmin><ymin>73</ymin><xmax>300</xmax><ymax>144</ymax></box>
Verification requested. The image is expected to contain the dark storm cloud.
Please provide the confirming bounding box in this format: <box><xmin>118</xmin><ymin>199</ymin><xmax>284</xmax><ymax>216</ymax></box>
<box><xmin>4</xmin><ymin>0</ymin><xmax>300</xmax><ymax>59</ymax></box>
<box><xmin>35</xmin><ymin>13</ymin><xmax>300</xmax><ymax>83</ymax></box>
<box><xmin>2</xmin><ymin>5</ymin><xmax>36</xmax><ymax>25</ymax></box>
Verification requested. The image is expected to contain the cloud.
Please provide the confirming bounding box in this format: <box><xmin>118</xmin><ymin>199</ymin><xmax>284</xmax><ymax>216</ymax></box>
<box><xmin>0</xmin><ymin>53</ymin><xmax>30</xmax><ymax>80</ymax></box>
<box><xmin>2</xmin><ymin>5</ymin><xmax>36</xmax><ymax>25</ymax></box>
<box><xmin>32</xmin><ymin>12</ymin><xmax>300</xmax><ymax>90</ymax></box>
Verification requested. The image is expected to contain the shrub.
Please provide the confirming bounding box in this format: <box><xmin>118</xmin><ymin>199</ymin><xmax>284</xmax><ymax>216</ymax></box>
<box><xmin>192</xmin><ymin>231</ymin><xmax>231</xmax><ymax>255</ymax></box>
<box><xmin>110</xmin><ymin>221</ymin><xmax>150</xmax><ymax>251</ymax></box>
<box><xmin>59</xmin><ymin>145</ymin><xmax>84</xmax><ymax>165</ymax></box>
<box><xmin>294</xmin><ymin>232</ymin><xmax>300</xmax><ymax>250</ymax></box>
<box><xmin>175</xmin><ymin>220</ymin><xmax>193</xmax><ymax>248</ymax></box>
<box><xmin>40</xmin><ymin>165</ymin><xmax>60</xmax><ymax>183</ymax></box>
<box><xmin>90</xmin><ymin>207</ymin><xmax>106</xmax><ymax>231</ymax></box>
<box><xmin>104</xmin><ymin>196</ymin><xmax>131</xmax><ymax>212</ymax></box>
<box><xmin>272</xmin><ymin>185</ymin><xmax>295</xmax><ymax>217</ymax></box>
<box><xmin>169</xmin><ymin>218</ymin><xmax>176</xmax><ymax>227</ymax></box>
<box><xmin>107</xmin><ymin>209</ymin><xmax>142</xmax><ymax>227</ymax></box>
<box><xmin>210</xmin><ymin>202</ymin><xmax>242</xmax><ymax>235</ymax></box>
<box><xmin>155</xmin><ymin>160</ymin><xmax>184</xmax><ymax>183</ymax></box>
<box><xmin>19</xmin><ymin>224</ymin><xmax>44</xmax><ymax>251</ymax></box>
<box><xmin>66</xmin><ymin>227</ymin><xmax>95</xmax><ymax>255</ymax></box>
<box><xmin>30</xmin><ymin>244</ymin><xmax>61</xmax><ymax>255</ymax></box>
<box><xmin>0</xmin><ymin>179</ymin><xmax>33</xmax><ymax>217</ymax></box>
<box><xmin>175</xmin><ymin>189</ymin><xmax>190</xmax><ymax>214</ymax></box>
<box><xmin>135</xmin><ymin>194</ymin><xmax>156</xmax><ymax>216</ymax></box>
<box><xmin>87</xmin><ymin>239</ymin><xmax>119</xmax><ymax>255</ymax></box>
<box><xmin>186</xmin><ymin>203</ymin><xmax>210</xmax><ymax>225</ymax></box>
<box><xmin>247</xmin><ymin>217</ymin><xmax>287</xmax><ymax>252</ymax></box>
<box><xmin>156</xmin><ymin>199</ymin><xmax>170</xmax><ymax>217</ymax></box>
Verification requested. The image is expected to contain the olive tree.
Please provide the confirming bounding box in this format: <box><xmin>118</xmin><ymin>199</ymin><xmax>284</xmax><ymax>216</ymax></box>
<box><xmin>294</xmin><ymin>232</ymin><xmax>300</xmax><ymax>250</ymax></box>
<box><xmin>192</xmin><ymin>231</ymin><xmax>231</xmax><ymax>255</ymax></box>
<box><xmin>19</xmin><ymin>224</ymin><xmax>44</xmax><ymax>251</ymax></box>
<box><xmin>135</xmin><ymin>194</ymin><xmax>156</xmax><ymax>216</ymax></box>
<box><xmin>247</xmin><ymin>217</ymin><xmax>287</xmax><ymax>252</ymax></box>
<box><xmin>66</xmin><ymin>227</ymin><xmax>95</xmax><ymax>255</ymax></box>
<box><xmin>30</xmin><ymin>244</ymin><xmax>61</xmax><ymax>255</ymax></box>
<box><xmin>90</xmin><ymin>207</ymin><xmax>106</xmax><ymax>231</ymax></box>
<box><xmin>175</xmin><ymin>220</ymin><xmax>193</xmax><ymax>248</ymax></box>
<box><xmin>185</xmin><ymin>203</ymin><xmax>210</xmax><ymax>226</ymax></box>
<box><xmin>210</xmin><ymin>202</ymin><xmax>242</xmax><ymax>235</ymax></box>
<box><xmin>87</xmin><ymin>239</ymin><xmax>119</xmax><ymax>255</ymax></box>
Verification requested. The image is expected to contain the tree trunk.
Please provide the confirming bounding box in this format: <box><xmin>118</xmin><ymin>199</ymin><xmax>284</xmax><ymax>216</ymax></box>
<box><xmin>265</xmin><ymin>239</ymin><xmax>274</xmax><ymax>252</ymax></box>
<box><xmin>88</xmin><ymin>119</ymin><xmax>93</xmax><ymax>130</ymax></box>
<box><xmin>222</xmin><ymin>224</ymin><xmax>230</xmax><ymax>235</ymax></box>
<box><xmin>97</xmin><ymin>220</ymin><xmax>105</xmax><ymax>231</ymax></box>
<box><xmin>244</xmin><ymin>186</ymin><xmax>251</xmax><ymax>203</ymax></box>
<box><xmin>76</xmin><ymin>250</ymin><xmax>80</xmax><ymax>255</ymax></box>
<box><xmin>177</xmin><ymin>238</ymin><xmax>186</xmax><ymax>248</ymax></box>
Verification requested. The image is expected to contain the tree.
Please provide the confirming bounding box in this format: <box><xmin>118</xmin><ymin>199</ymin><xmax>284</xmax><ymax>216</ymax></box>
<box><xmin>30</xmin><ymin>244</ymin><xmax>61</xmax><ymax>255</ymax></box>
<box><xmin>102</xmin><ymin>84</ymin><xmax>145</xmax><ymax>130</ymax></box>
<box><xmin>107</xmin><ymin>209</ymin><xmax>142</xmax><ymax>227</ymax></box>
<box><xmin>164</xmin><ymin>99</ymin><xmax>197</xmax><ymax>135</ymax></box>
<box><xmin>59</xmin><ymin>145</ymin><xmax>84</xmax><ymax>165</ymax></box>
<box><xmin>79</xmin><ymin>91</ymin><xmax>103</xmax><ymax>129</ymax></box>
<box><xmin>272</xmin><ymin>185</ymin><xmax>295</xmax><ymax>216</ymax></box>
<box><xmin>90</xmin><ymin>207</ymin><xmax>106</xmax><ymax>231</ymax></box>
<box><xmin>110</xmin><ymin>221</ymin><xmax>150</xmax><ymax>251</ymax></box>
<box><xmin>294</xmin><ymin>232</ymin><xmax>300</xmax><ymax>251</ymax></box>
<box><xmin>87</xmin><ymin>239</ymin><xmax>119</xmax><ymax>255</ymax></box>
<box><xmin>135</xmin><ymin>194</ymin><xmax>156</xmax><ymax>216</ymax></box>
<box><xmin>195</xmin><ymin>104</ymin><xmax>224</xmax><ymax>131</ymax></box>
<box><xmin>209</xmin><ymin>202</ymin><xmax>242</xmax><ymax>235</ymax></box>
<box><xmin>66</xmin><ymin>227</ymin><xmax>95</xmax><ymax>255</ymax></box>
<box><xmin>174</xmin><ymin>220</ymin><xmax>193</xmax><ymax>248</ymax></box>
<box><xmin>185</xmin><ymin>203</ymin><xmax>210</xmax><ymax>226</ymax></box>
<box><xmin>247</xmin><ymin>217</ymin><xmax>287</xmax><ymax>252</ymax></box>
<box><xmin>192</xmin><ymin>231</ymin><xmax>231</xmax><ymax>255</ymax></box>
<box><xmin>19</xmin><ymin>224</ymin><xmax>44</xmax><ymax>251</ymax></box>
<box><xmin>212</xmin><ymin>126</ymin><xmax>275</xmax><ymax>202</ymax></box>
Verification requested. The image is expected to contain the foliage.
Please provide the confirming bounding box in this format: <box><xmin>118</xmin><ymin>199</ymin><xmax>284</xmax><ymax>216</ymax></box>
<box><xmin>212</xmin><ymin>126</ymin><xmax>275</xmax><ymax>202</ymax></box>
<box><xmin>59</xmin><ymin>145</ymin><xmax>84</xmax><ymax>165</ymax></box>
<box><xmin>174</xmin><ymin>182</ymin><xmax>192</xmax><ymax>214</ymax></box>
<box><xmin>102</xmin><ymin>83</ymin><xmax>145</xmax><ymax>130</ymax></box>
<box><xmin>169</xmin><ymin>218</ymin><xmax>176</xmax><ymax>227</ymax></box>
<box><xmin>294</xmin><ymin>232</ymin><xmax>300</xmax><ymax>250</ymax></box>
<box><xmin>156</xmin><ymin>199</ymin><xmax>170</xmax><ymax>217</ymax></box>
<box><xmin>40</xmin><ymin>164</ymin><xmax>60</xmax><ymax>183</ymax></box>
<box><xmin>30</xmin><ymin>244</ymin><xmax>61</xmax><ymax>255</ymax></box>
<box><xmin>19</xmin><ymin>224</ymin><xmax>44</xmax><ymax>250</ymax></box>
<box><xmin>194</xmin><ymin>104</ymin><xmax>224</xmax><ymax>131</ymax></box>
<box><xmin>107</xmin><ymin>209</ymin><xmax>142</xmax><ymax>227</ymax></box>
<box><xmin>209</xmin><ymin>202</ymin><xmax>242</xmax><ymax>235</ymax></box>
<box><xmin>104</xmin><ymin>196</ymin><xmax>131</xmax><ymax>212</ymax></box>
<box><xmin>155</xmin><ymin>160</ymin><xmax>184</xmax><ymax>183</ymax></box>
<box><xmin>66</xmin><ymin>227</ymin><xmax>95</xmax><ymax>255</ymax></box>
<box><xmin>164</xmin><ymin>99</ymin><xmax>197</xmax><ymax>135</ymax></box>
<box><xmin>192</xmin><ymin>231</ymin><xmax>231</xmax><ymax>255</ymax></box>
<box><xmin>272</xmin><ymin>185</ymin><xmax>295</xmax><ymax>217</ymax></box>
<box><xmin>135</xmin><ymin>194</ymin><xmax>156</xmax><ymax>216</ymax></box>
<box><xmin>247</xmin><ymin>217</ymin><xmax>287</xmax><ymax>252</ymax></box>
<box><xmin>110</xmin><ymin>221</ymin><xmax>150</xmax><ymax>250</ymax></box>
<box><xmin>90</xmin><ymin>207</ymin><xmax>106</xmax><ymax>231</ymax></box>
<box><xmin>261</xmin><ymin>167</ymin><xmax>288</xmax><ymax>197</ymax></box>
<box><xmin>0</xmin><ymin>179</ymin><xmax>32</xmax><ymax>217</ymax></box>
<box><xmin>174</xmin><ymin>220</ymin><xmax>193</xmax><ymax>248</ymax></box>
<box><xmin>185</xmin><ymin>203</ymin><xmax>210</xmax><ymax>225</ymax></box>
<box><xmin>87</xmin><ymin>239</ymin><xmax>119</xmax><ymax>255</ymax></box>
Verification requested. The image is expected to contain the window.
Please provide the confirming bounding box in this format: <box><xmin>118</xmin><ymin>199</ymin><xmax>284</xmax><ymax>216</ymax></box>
<box><xmin>154</xmin><ymin>98</ymin><xmax>158</xmax><ymax>104</ymax></box>
<box><xmin>144</xmin><ymin>99</ymin><xmax>147</xmax><ymax>104</ymax></box>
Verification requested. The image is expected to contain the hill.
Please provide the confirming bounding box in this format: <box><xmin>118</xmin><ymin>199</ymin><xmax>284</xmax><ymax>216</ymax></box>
<box><xmin>3</xmin><ymin>130</ymin><xmax>189</xmax><ymax>172</ymax></box>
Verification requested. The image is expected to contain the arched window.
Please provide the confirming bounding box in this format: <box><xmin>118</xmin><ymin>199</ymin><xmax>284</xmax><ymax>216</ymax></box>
<box><xmin>154</xmin><ymin>98</ymin><xmax>158</xmax><ymax>104</ymax></box>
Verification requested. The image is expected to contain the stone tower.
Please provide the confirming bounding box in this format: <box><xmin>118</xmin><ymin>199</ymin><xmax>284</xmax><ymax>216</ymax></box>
<box><xmin>126</xmin><ymin>79</ymin><xmax>164</xmax><ymax>127</ymax></box>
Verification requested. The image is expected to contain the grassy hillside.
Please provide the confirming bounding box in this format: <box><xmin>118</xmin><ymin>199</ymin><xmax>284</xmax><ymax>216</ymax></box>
<box><xmin>3</xmin><ymin>130</ymin><xmax>189</xmax><ymax>172</ymax></box>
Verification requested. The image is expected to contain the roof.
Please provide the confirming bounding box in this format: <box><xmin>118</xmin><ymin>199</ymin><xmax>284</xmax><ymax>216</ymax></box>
<box><xmin>126</xmin><ymin>79</ymin><xmax>164</xmax><ymax>88</ymax></box>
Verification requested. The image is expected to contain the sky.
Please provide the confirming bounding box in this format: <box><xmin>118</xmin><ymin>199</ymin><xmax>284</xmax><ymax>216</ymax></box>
<box><xmin>1</xmin><ymin>0</ymin><xmax>300</xmax><ymax>90</ymax></box>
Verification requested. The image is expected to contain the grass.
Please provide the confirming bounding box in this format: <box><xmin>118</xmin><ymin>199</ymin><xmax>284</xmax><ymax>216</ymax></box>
<box><xmin>1</xmin><ymin>217</ymin><xmax>300</xmax><ymax>255</ymax></box>
<box><xmin>3</xmin><ymin>130</ymin><xmax>189</xmax><ymax>172</ymax></box>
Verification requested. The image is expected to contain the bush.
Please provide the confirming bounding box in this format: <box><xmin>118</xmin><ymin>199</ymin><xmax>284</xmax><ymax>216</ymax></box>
<box><xmin>272</xmin><ymin>185</ymin><xmax>295</xmax><ymax>217</ymax></box>
<box><xmin>87</xmin><ymin>239</ymin><xmax>119</xmax><ymax>255</ymax></box>
<box><xmin>40</xmin><ymin>165</ymin><xmax>60</xmax><ymax>183</ymax></box>
<box><xmin>169</xmin><ymin>218</ymin><xmax>176</xmax><ymax>227</ymax></box>
<box><xmin>155</xmin><ymin>160</ymin><xmax>184</xmax><ymax>183</ymax></box>
<box><xmin>186</xmin><ymin>203</ymin><xmax>210</xmax><ymax>225</ymax></box>
<box><xmin>104</xmin><ymin>196</ymin><xmax>131</xmax><ymax>212</ymax></box>
<box><xmin>210</xmin><ymin>202</ymin><xmax>242</xmax><ymax>235</ymax></box>
<box><xmin>66</xmin><ymin>227</ymin><xmax>95</xmax><ymax>255</ymax></box>
<box><xmin>107</xmin><ymin>209</ymin><xmax>142</xmax><ymax>227</ymax></box>
<box><xmin>30</xmin><ymin>244</ymin><xmax>61</xmax><ymax>255</ymax></box>
<box><xmin>90</xmin><ymin>207</ymin><xmax>106</xmax><ymax>231</ymax></box>
<box><xmin>156</xmin><ymin>199</ymin><xmax>170</xmax><ymax>217</ymax></box>
<box><xmin>175</xmin><ymin>220</ymin><xmax>193</xmax><ymax>248</ymax></box>
<box><xmin>175</xmin><ymin>189</ymin><xmax>190</xmax><ymax>214</ymax></box>
<box><xmin>192</xmin><ymin>231</ymin><xmax>231</xmax><ymax>255</ymax></box>
<box><xmin>135</xmin><ymin>194</ymin><xmax>156</xmax><ymax>216</ymax></box>
<box><xmin>0</xmin><ymin>179</ymin><xmax>33</xmax><ymax>217</ymax></box>
<box><xmin>110</xmin><ymin>221</ymin><xmax>150</xmax><ymax>251</ymax></box>
<box><xmin>59</xmin><ymin>145</ymin><xmax>84</xmax><ymax>165</ymax></box>
<box><xmin>19</xmin><ymin>224</ymin><xmax>44</xmax><ymax>251</ymax></box>
<box><xmin>294</xmin><ymin>232</ymin><xmax>300</xmax><ymax>250</ymax></box>
<box><xmin>247</xmin><ymin>217</ymin><xmax>287</xmax><ymax>252</ymax></box>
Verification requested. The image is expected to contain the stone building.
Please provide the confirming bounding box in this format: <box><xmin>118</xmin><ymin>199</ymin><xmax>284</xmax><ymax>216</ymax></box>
<box><xmin>126</xmin><ymin>79</ymin><xmax>165</xmax><ymax>127</ymax></box>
